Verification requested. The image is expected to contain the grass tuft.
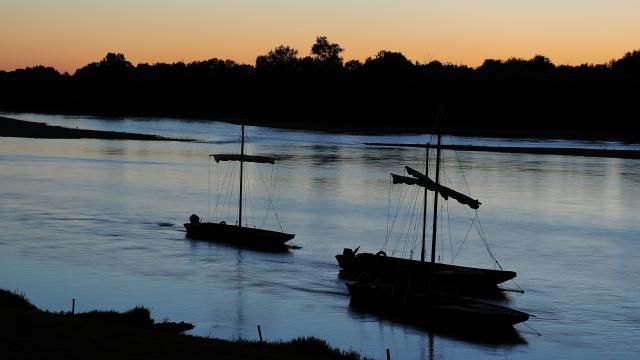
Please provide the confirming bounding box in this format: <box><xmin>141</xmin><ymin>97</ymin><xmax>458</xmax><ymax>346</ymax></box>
<box><xmin>0</xmin><ymin>289</ymin><xmax>39</xmax><ymax>311</ymax></box>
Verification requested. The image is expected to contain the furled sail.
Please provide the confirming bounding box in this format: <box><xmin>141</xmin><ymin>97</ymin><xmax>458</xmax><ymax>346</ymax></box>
<box><xmin>391</xmin><ymin>166</ymin><xmax>481</xmax><ymax>209</ymax></box>
<box><xmin>211</xmin><ymin>154</ymin><xmax>276</xmax><ymax>164</ymax></box>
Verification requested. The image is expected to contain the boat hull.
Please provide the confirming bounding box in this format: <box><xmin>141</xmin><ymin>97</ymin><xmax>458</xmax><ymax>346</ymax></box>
<box><xmin>347</xmin><ymin>281</ymin><xmax>529</xmax><ymax>329</ymax></box>
<box><xmin>337</xmin><ymin>248</ymin><xmax>516</xmax><ymax>296</ymax></box>
<box><xmin>184</xmin><ymin>222</ymin><xmax>295</xmax><ymax>250</ymax></box>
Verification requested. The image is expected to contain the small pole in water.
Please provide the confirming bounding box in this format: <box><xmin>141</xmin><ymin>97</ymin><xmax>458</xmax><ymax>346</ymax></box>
<box><xmin>257</xmin><ymin>325</ymin><xmax>263</xmax><ymax>342</ymax></box>
<box><xmin>71</xmin><ymin>298</ymin><xmax>75</xmax><ymax>314</ymax></box>
<box><xmin>386</xmin><ymin>348</ymin><xmax>391</xmax><ymax>360</ymax></box>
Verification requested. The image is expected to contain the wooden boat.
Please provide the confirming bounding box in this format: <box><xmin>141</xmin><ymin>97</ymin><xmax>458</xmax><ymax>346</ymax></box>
<box><xmin>347</xmin><ymin>280</ymin><xmax>529</xmax><ymax>329</ymax></box>
<box><xmin>184</xmin><ymin>124</ymin><xmax>295</xmax><ymax>250</ymax></box>
<box><xmin>185</xmin><ymin>218</ymin><xmax>294</xmax><ymax>249</ymax></box>
<box><xmin>337</xmin><ymin>249</ymin><xmax>515</xmax><ymax>296</ymax></box>
<box><xmin>337</xmin><ymin>115</ymin><xmax>517</xmax><ymax>296</ymax></box>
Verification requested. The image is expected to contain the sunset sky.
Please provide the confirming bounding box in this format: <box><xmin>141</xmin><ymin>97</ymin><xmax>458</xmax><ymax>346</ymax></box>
<box><xmin>1</xmin><ymin>0</ymin><xmax>638</xmax><ymax>73</ymax></box>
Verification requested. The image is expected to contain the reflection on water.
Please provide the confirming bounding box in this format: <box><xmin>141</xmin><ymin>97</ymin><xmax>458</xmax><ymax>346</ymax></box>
<box><xmin>1</xmin><ymin>113</ymin><xmax>639</xmax><ymax>359</ymax></box>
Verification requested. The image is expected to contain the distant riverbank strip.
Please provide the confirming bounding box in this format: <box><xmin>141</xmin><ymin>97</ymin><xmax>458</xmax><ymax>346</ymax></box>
<box><xmin>3</xmin><ymin>116</ymin><xmax>638</xmax><ymax>160</ymax></box>
<box><xmin>0</xmin><ymin>289</ymin><xmax>363</xmax><ymax>360</ymax></box>
<box><xmin>365</xmin><ymin>142</ymin><xmax>640</xmax><ymax>160</ymax></box>
<box><xmin>0</xmin><ymin>116</ymin><xmax>193</xmax><ymax>141</ymax></box>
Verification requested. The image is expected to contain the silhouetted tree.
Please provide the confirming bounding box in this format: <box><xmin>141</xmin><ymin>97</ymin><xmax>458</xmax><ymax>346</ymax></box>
<box><xmin>2</xmin><ymin>43</ymin><xmax>640</xmax><ymax>140</ymax></box>
<box><xmin>311</xmin><ymin>36</ymin><xmax>344</xmax><ymax>66</ymax></box>
<box><xmin>101</xmin><ymin>52</ymin><xmax>133</xmax><ymax>68</ymax></box>
<box><xmin>365</xmin><ymin>51</ymin><xmax>413</xmax><ymax>70</ymax></box>
<box><xmin>256</xmin><ymin>45</ymin><xmax>299</xmax><ymax>69</ymax></box>
<box><xmin>344</xmin><ymin>60</ymin><xmax>362</xmax><ymax>72</ymax></box>
<box><xmin>75</xmin><ymin>52</ymin><xmax>133</xmax><ymax>78</ymax></box>
<box><xmin>611</xmin><ymin>50</ymin><xmax>640</xmax><ymax>70</ymax></box>
<box><xmin>529</xmin><ymin>55</ymin><xmax>555</xmax><ymax>71</ymax></box>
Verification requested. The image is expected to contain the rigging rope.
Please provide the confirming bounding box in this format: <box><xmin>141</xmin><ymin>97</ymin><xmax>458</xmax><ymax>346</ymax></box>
<box><xmin>384</xmin><ymin>175</ymin><xmax>392</xmax><ymax>251</ymax></box>
<box><xmin>439</xmin><ymin>196</ymin><xmax>444</xmax><ymax>262</ymax></box>
<box><xmin>388</xmin><ymin>175</ymin><xmax>409</xmax><ymax>255</ymax></box>
<box><xmin>244</xmin><ymin>130</ymin><xmax>283</xmax><ymax>232</ymax></box>
<box><xmin>393</xmin><ymin>186</ymin><xmax>411</xmax><ymax>257</ymax></box>
<box><xmin>403</xmin><ymin>184</ymin><xmax>421</xmax><ymax>258</ymax></box>
<box><xmin>245</xmin><ymin>163</ymin><xmax>256</xmax><ymax>227</ymax></box>
<box><xmin>208</xmin><ymin>156</ymin><xmax>212</xmax><ymax>221</ymax></box>
<box><xmin>271</xmin><ymin>161</ymin><xmax>283</xmax><ymax>232</ymax></box>
<box><xmin>224</xmin><ymin>160</ymin><xmax>238</xmax><ymax>223</ymax></box>
<box><xmin>446</xmin><ymin>200</ymin><xmax>453</xmax><ymax>264</ymax></box>
<box><xmin>447</xmin><ymin>137</ymin><xmax>505</xmax><ymax>270</ymax></box>
<box><xmin>256</xmin><ymin>159</ymin><xmax>283</xmax><ymax>231</ymax></box>
<box><xmin>257</xmin><ymin>164</ymin><xmax>272</xmax><ymax>229</ymax></box>
<box><xmin>452</xmin><ymin>212</ymin><xmax>478</xmax><ymax>262</ymax></box>
<box><xmin>475</xmin><ymin>214</ymin><xmax>504</xmax><ymax>270</ymax></box>
<box><xmin>523</xmin><ymin>322</ymin><xmax>542</xmax><ymax>336</ymax></box>
<box><xmin>456</xmin><ymin>136</ymin><xmax>503</xmax><ymax>269</ymax></box>
<box><xmin>405</xmin><ymin>183</ymin><xmax>421</xmax><ymax>259</ymax></box>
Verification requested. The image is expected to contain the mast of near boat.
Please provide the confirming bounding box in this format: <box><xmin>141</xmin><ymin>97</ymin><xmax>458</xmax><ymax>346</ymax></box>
<box><xmin>431</xmin><ymin>127</ymin><xmax>442</xmax><ymax>263</ymax></box>
<box><xmin>419</xmin><ymin>126</ymin><xmax>441</xmax><ymax>264</ymax></box>
<box><xmin>238</xmin><ymin>124</ymin><xmax>245</xmax><ymax>228</ymax></box>
<box><xmin>420</xmin><ymin>145</ymin><xmax>429</xmax><ymax>262</ymax></box>
<box><xmin>211</xmin><ymin>124</ymin><xmax>277</xmax><ymax>228</ymax></box>
<box><xmin>392</xmin><ymin>114</ymin><xmax>480</xmax><ymax>263</ymax></box>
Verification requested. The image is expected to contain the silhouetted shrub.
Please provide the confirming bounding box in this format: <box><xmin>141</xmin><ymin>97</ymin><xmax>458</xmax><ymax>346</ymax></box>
<box><xmin>76</xmin><ymin>306</ymin><xmax>154</xmax><ymax>328</ymax></box>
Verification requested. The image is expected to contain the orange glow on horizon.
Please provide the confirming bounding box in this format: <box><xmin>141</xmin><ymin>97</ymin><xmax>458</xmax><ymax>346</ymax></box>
<box><xmin>1</xmin><ymin>1</ymin><xmax>639</xmax><ymax>73</ymax></box>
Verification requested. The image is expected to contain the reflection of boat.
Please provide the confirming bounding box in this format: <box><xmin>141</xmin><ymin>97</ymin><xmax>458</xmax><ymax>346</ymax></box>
<box><xmin>337</xmin><ymin>119</ymin><xmax>517</xmax><ymax>296</ymax></box>
<box><xmin>185</xmin><ymin>124</ymin><xmax>295</xmax><ymax>250</ymax></box>
<box><xmin>347</xmin><ymin>280</ymin><xmax>529</xmax><ymax>329</ymax></box>
<box><xmin>347</xmin><ymin>303</ymin><xmax>527</xmax><ymax>346</ymax></box>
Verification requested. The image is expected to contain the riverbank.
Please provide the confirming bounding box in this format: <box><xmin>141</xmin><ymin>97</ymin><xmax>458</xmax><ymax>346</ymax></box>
<box><xmin>5</xmin><ymin>111</ymin><xmax>640</xmax><ymax>143</ymax></box>
<box><xmin>4</xmin><ymin>115</ymin><xmax>639</xmax><ymax>160</ymax></box>
<box><xmin>365</xmin><ymin>142</ymin><xmax>640</xmax><ymax>160</ymax></box>
<box><xmin>0</xmin><ymin>116</ymin><xmax>193</xmax><ymax>141</ymax></box>
<box><xmin>237</xmin><ymin>118</ymin><xmax>640</xmax><ymax>143</ymax></box>
<box><xmin>0</xmin><ymin>289</ymin><xmax>363</xmax><ymax>360</ymax></box>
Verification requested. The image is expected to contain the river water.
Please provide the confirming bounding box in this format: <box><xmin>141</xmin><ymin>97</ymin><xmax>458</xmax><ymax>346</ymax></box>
<box><xmin>1</xmin><ymin>113</ymin><xmax>639</xmax><ymax>359</ymax></box>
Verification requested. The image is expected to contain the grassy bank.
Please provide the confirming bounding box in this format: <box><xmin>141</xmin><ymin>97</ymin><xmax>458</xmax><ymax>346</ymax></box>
<box><xmin>0</xmin><ymin>116</ymin><xmax>193</xmax><ymax>141</ymax></box>
<box><xmin>0</xmin><ymin>289</ymin><xmax>364</xmax><ymax>360</ymax></box>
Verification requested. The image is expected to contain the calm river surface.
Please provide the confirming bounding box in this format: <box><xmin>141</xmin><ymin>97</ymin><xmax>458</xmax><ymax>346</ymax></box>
<box><xmin>1</xmin><ymin>113</ymin><xmax>639</xmax><ymax>359</ymax></box>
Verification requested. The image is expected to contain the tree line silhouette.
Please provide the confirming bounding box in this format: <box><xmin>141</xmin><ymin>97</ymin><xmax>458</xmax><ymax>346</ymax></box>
<box><xmin>1</xmin><ymin>36</ymin><xmax>639</xmax><ymax>139</ymax></box>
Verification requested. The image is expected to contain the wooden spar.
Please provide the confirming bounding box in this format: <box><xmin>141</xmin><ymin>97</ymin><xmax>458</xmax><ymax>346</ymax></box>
<box><xmin>239</xmin><ymin>124</ymin><xmax>244</xmax><ymax>228</ymax></box>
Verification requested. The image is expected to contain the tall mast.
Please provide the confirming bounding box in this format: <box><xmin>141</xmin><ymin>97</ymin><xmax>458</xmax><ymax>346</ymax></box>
<box><xmin>238</xmin><ymin>124</ymin><xmax>244</xmax><ymax>228</ymax></box>
<box><xmin>430</xmin><ymin>124</ymin><xmax>441</xmax><ymax>263</ymax></box>
<box><xmin>421</xmin><ymin>145</ymin><xmax>430</xmax><ymax>262</ymax></box>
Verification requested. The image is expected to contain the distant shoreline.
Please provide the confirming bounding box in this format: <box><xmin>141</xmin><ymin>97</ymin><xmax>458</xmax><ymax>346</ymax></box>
<box><xmin>3</xmin><ymin>115</ymin><xmax>639</xmax><ymax>160</ymax></box>
<box><xmin>0</xmin><ymin>116</ymin><xmax>194</xmax><ymax>142</ymax></box>
<box><xmin>234</xmin><ymin>118</ymin><xmax>639</xmax><ymax>143</ymax></box>
<box><xmin>3</xmin><ymin>110</ymin><xmax>640</xmax><ymax>144</ymax></box>
<box><xmin>365</xmin><ymin>142</ymin><xmax>640</xmax><ymax>160</ymax></box>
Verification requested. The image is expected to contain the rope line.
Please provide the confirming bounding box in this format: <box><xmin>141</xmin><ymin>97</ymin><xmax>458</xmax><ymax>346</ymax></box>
<box><xmin>384</xmin><ymin>175</ymin><xmax>393</xmax><ymax>251</ymax></box>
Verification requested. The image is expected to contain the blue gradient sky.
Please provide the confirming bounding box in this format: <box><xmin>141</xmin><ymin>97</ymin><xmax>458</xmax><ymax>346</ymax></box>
<box><xmin>1</xmin><ymin>0</ymin><xmax>638</xmax><ymax>72</ymax></box>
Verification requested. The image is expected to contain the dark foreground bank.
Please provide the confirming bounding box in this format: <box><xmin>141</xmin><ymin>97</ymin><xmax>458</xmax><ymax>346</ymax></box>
<box><xmin>0</xmin><ymin>116</ymin><xmax>192</xmax><ymax>141</ymax></box>
<box><xmin>0</xmin><ymin>289</ymin><xmax>364</xmax><ymax>360</ymax></box>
